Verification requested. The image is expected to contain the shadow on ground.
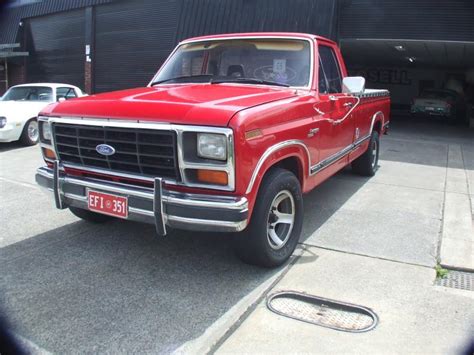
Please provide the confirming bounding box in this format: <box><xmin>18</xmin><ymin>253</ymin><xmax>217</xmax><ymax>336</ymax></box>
<box><xmin>0</xmin><ymin>221</ymin><xmax>278</xmax><ymax>353</ymax></box>
<box><xmin>0</xmin><ymin>141</ymin><xmax>27</xmax><ymax>153</ymax></box>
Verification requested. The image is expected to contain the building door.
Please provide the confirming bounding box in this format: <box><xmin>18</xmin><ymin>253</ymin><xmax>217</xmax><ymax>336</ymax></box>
<box><xmin>94</xmin><ymin>0</ymin><xmax>180</xmax><ymax>93</ymax></box>
<box><xmin>25</xmin><ymin>10</ymin><xmax>85</xmax><ymax>89</ymax></box>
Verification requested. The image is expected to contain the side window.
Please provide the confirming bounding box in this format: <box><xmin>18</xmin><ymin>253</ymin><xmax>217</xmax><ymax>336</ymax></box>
<box><xmin>57</xmin><ymin>87</ymin><xmax>77</xmax><ymax>101</ymax></box>
<box><xmin>318</xmin><ymin>46</ymin><xmax>342</xmax><ymax>94</ymax></box>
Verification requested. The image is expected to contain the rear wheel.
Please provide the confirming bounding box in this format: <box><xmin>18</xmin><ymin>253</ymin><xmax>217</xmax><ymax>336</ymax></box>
<box><xmin>352</xmin><ymin>131</ymin><xmax>379</xmax><ymax>176</ymax></box>
<box><xmin>69</xmin><ymin>206</ymin><xmax>113</xmax><ymax>223</ymax></box>
<box><xmin>234</xmin><ymin>168</ymin><xmax>303</xmax><ymax>268</ymax></box>
<box><xmin>20</xmin><ymin>119</ymin><xmax>39</xmax><ymax>146</ymax></box>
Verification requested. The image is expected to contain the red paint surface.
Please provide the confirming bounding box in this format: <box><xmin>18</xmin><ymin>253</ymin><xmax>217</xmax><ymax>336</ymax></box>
<box><xmin>40</xmin><ymin>33</ymin><xmax>390</xmax><ymax>221</ymax></box>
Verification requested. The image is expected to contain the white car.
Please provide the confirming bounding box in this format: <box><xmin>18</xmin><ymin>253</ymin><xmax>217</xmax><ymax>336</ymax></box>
<box><xmin>0</xmin><ymin>83</ymin><xmax>85</xmax><ymax>145</ymax></box>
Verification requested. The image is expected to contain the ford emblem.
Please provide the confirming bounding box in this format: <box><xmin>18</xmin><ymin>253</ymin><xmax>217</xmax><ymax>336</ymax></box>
<box><xmin>96</xmin><ymin>144</ymin><xmax>116</xmax><ymax>156</ymax></box>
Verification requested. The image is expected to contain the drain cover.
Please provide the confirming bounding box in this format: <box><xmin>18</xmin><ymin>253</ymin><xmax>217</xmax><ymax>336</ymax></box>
<box><xmin>267</xmin><ymin>291</ymin><xmax>378</xmax><ymax>333</ymax></box>
<box><xmin>435</xmin><ymin>270</ymin><xmax>474</xmax><ymax>291</ymax></box>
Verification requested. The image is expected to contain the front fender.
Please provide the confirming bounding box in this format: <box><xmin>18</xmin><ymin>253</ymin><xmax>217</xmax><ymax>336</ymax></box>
<box><xmin>244</xmin><ymin>142</ymin><xmax>310</xmax><ymax>218</ymax></box>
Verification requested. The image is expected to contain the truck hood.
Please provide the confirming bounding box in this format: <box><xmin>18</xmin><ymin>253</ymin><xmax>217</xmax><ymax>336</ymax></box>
<box><xmin>41</xmin><ymin>84</ymin><xmax>298</xmax><ymax>126</ymax></box>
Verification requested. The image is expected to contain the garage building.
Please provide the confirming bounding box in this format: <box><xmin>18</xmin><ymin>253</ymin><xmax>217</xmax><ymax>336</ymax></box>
<box><xmin>0</xmin><ymin>0</ymin><xmax>473</xmax><ymax>125</ymax></box>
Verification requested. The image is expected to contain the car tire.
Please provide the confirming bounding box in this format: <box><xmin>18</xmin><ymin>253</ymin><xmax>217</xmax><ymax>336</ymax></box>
<box><xmin>352</xmin><ymin>131</ymin><xmax>379</xmax><ymax>176</ymax></box>
<box><xmin>233</xmin><ymin>168</ymin><xmax>303</xmax><ymax>268</ymax></box>
<box><xmin>69</xmin><ymin>206</ymin><xmax>113</xmax><ymax>223</ymax></box>
<box><xmin>19</xmin><ymin>118</ymin><xmax>39</xmax><ymax>146</ymax></box>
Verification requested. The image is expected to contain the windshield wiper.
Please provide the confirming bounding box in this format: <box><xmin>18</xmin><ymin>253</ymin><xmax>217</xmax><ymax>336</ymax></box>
<box><xmin>210</xmin><ymin>77</ymin><xmax>289</xmax><ymax>87</ymax></box>
<box><xmin>150</xmin><ymin>74</ymin><xmax>214</xmax><ymax>85</ymax></box>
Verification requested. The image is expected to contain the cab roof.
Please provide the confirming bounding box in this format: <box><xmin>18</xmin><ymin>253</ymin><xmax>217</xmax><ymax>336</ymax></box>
<box><xmin>180</xmin><ymin>32</ymin><xmax>336</xmax><ymax>45</ymax></box>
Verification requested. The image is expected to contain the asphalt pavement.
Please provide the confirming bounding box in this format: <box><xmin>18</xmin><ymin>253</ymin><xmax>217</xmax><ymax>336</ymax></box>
<box><xmin>1</xmin><ymin>117</ymin><xmax>473</xmax><ymax>353</ymax></box>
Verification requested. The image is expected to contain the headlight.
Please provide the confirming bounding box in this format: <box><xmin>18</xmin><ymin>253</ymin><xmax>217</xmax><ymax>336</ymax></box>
<box><xmin>197</xmin><ymin>133</ymin><xmax>227</xmax><ymax>161</ymax></box>
<box><xmin>42</xmin><ymin>122</ymin><xmax>52</xmax><ymax>140</ymax></box>
<box><xmin>39</xmin><ymin>120</ymin><xmax>52</xmax><ymax>142</ymax></box>
<box><xmin>0</xmin><ymin>117</ymin><xmax>6</xmax><ymax>128</ymax></box>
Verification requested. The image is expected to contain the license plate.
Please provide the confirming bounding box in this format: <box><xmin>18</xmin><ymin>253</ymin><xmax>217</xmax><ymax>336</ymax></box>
<box><xmin>87</xmin><ymin>190</ymin><xmax>128</xmax><ymax>218</ymax></box>
<box><xmin>425</xmin><ymin>106</ymin><xmax>435</xmax><ymax>111</ymax></box>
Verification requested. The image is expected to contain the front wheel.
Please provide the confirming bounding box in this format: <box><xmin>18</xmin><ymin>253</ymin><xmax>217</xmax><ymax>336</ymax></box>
<box><xmin>20</xmin><ymin>119</ymin><xmax>39</xmax><ymax>146</ymax></box>
<box><xmin>233</xmin><ymin>168</ymin><xmax>303</xmax><ymax>268</ymax></box>
<box><xmin>352</xmin><ymin>131</ymin><xmax>379</xmax><ymax>176</ymax></box>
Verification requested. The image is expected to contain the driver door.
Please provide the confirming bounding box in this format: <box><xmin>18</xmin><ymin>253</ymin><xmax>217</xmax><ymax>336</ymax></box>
<box><xmin>315</xmin><ymin>45</ymin><xmax>356</xmax><ymax>165</ymax></box>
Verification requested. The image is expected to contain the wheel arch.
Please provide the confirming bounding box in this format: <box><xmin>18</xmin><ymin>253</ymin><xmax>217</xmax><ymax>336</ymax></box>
<box><xmin>370</xmin><ymin>111</ymin><xmax>384</xmax><ymax>135</ymax></box>
<box><xmin>245</xmin><ymin>141</ymin><xmax>310</xmax><ymax>197</ymax></box>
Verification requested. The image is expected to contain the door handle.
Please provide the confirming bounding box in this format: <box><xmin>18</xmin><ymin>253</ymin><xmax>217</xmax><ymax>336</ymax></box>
<box><xmin>329</xmin><ymin>95</ymin><xmax>338</xmax><ymax>101</ymax></box>
<box><xmin>343</xmin><ymin>102</ymin><xmax>354</xmax><ymax>108</ymax></box>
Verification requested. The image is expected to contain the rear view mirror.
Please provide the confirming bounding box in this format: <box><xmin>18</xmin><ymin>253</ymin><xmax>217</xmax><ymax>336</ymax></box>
<box><xmin>342</xmin><ymin>76</ymin><xmax>365</xmax><ymax>95</ymax></box>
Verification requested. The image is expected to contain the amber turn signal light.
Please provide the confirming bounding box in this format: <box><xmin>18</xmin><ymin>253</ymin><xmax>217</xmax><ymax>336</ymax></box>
<box><xmin>196</xmin><ymin>169</ymin><xmax>228</xmax><ymax>185</ymax></box>
<box><xmin>42</xmin><ymin>147</ymin><xmax>56</xmax><ymax>160</ymax></box>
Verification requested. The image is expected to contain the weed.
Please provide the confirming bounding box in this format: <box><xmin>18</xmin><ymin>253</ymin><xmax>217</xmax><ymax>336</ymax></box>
<box><xmin>435</xmin><ymin>265</ymin><xmax>449</xmax><ymax>279</ymax></box>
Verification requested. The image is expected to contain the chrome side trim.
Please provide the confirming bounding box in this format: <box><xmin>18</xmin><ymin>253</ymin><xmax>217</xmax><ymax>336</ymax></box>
<box><xmin>310</xmin><ymin>134</ymin><xmax>371</xmax><ymax>175</ymax></box>
<box><xmin>245</xmin><ymin>140</ymin><xmax>311</xmax><ymax>194</ymax></box>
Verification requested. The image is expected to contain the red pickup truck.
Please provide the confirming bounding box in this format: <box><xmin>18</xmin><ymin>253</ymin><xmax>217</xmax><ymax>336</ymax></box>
<box><xmin>36</xmin><ymin>33</ymin><xmax>390</xmax><ymax>267</ymax></box>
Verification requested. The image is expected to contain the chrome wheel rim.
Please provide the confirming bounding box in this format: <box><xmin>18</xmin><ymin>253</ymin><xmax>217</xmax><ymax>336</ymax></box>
<box><xmin>28</xmin><ymin>120</ymin><xmax>39</xmax><ymax>142</ymax></box>
<box><xmin>371</xmin><ymin>140</ymin><xmax>378</xmax><ymax>169</ymax></box>
<box><xmin>267</xmin><ymin>190</ymin><xmax>295</xmax><ymax>250</ymax></box>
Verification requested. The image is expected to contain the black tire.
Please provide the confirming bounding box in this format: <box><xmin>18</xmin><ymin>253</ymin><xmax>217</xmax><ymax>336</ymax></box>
<box><xmin>69</xmin><ymin>206</ymin><xmax>113</xmax><ymax>223</ymax></box>
<box><xmin>19</xmin><ymin>118</ymin><xmax>39</xmax><ymax>146</ymax></box>
<box><xmin>234</xmin><ymin>168</ymin><xmax>303</xmax><ymax>268</ymax></box>
<box><xmin>352</xmin><ymin>131</ymin><xmax>379</xmax><ymax>176</ymax></box>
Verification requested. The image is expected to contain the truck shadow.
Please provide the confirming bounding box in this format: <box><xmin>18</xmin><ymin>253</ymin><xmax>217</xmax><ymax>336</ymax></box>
<box><xmin>0</xmin><ymin>220</ymin><xmax>280</xmax><ymax>353</ymax></box>
<box><xmin>300</xmin><ymin>167</ymin><xmax>371</xmax><ymax>242</ymax></box>
<box><xmin>0</xmin><ymin>168</ymin><xmax>369</xmax><ymax>353</ymax></box>
<box><xmin>0</xmin><ymin>141</ymin><xmax>27</xmax><ymax>153</ymax></box>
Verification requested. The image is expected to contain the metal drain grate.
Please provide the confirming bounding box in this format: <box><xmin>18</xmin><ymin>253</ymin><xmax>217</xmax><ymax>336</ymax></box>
<box><xmin>267</xmin><ymin>291</ymin><xmax>378</xmax><ymax>333</ymax></box>
<box><xmin>435</xmin><ymin>270</ymin><xmax>474</xmax><ymax>291</ymax></box>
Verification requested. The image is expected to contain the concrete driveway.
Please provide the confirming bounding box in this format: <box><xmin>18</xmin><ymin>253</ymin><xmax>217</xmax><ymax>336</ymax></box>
<box><xmin>0</xmin><ymin>117</ymin><xmax>473</xmax><ymax>353</ymax></box>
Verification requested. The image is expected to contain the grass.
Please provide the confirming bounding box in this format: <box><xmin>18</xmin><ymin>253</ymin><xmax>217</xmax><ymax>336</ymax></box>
<box><xmin>435</xmin><ymin>264</ymin><xmax>449</xmax><ymax>279</ymax></box>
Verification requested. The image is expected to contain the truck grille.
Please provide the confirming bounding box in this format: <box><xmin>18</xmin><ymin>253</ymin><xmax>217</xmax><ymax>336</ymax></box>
<box><xmin>53</xmin><ymin>123</ymin><xmax>179</xmax><ymax>180</ymax></box>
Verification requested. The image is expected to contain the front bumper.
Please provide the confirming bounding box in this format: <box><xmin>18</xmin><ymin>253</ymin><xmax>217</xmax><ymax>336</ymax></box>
<box><xmin>35</xmin><ymin>163</ymin><xmax>248</xmax><ymax>235</ymax></box>
<box><xmin>0</xmin><ymin>124</ymin><xmax>22</xmax><ymax>143</ymax></box>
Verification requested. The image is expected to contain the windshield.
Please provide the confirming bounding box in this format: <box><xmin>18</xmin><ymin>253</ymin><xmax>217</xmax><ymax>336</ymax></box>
<box><xmin>1</xmin><ymin>86</ymin><xmax>54</xmax><ymax>102</ymax></box>
<box><xmin>152</xmin><ymin>38</ymin><xmax>312</xmax><ymax>87</ymax></box>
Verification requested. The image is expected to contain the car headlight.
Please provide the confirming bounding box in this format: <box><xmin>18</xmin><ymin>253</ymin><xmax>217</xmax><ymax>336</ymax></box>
<box><xmin>197</xmin><ymin>133</ymin><xmax>227</xmax><ymax>161</ymax></box>
<box><xmin>39</xmin><ymin>120</ymin><xmax>52</xmax><ymax>142</ymax></box>
<box><xmin>0</xmin><ymin>117</ymin><xmax>6</xmax><ymax>128</ymax></box>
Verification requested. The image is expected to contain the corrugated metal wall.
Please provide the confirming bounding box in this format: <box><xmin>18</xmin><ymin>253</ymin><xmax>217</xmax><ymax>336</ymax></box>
<box><xmin>25</xmin><ymin>9</ymin><xmax>85</xmax><ymax>87</ymax></box>
<box><xmin>92</xmin><ymin>0</ymin><xmax>337</xmax><ymax>92</ymax></box>
<box><xmin>94</xmin><ymin>0</ymin><xmax>180</xmax><ymax>92</ymax></box>
<box><xmin>0</xmin><ymin>0</ymin><xmax>113</xmax><ymax>45</ymax></box>
<box><xmin>176</xmin><ymin>0</ymin><xmax>338</xmax><ymax>41</ymax></box>
<box><xmin>339</xmin><ymin>0</ymin><xmax>474</xmax><ymax>41</ymax></box>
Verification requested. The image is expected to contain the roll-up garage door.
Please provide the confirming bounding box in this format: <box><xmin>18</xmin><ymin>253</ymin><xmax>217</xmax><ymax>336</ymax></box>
<box><xmin>94</xmin><ymin>0</ymin><xmax>180</xmax><ymax>93</ymax></box>
<box><xmin>26</xmin><ymin>9</ymin><xmax>85</xmax><ymax>89</ymax></box>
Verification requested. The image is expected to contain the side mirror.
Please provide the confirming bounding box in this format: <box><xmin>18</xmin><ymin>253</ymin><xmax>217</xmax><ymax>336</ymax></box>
<box><xmin>342</xmin><ymin>76</ymin><xmax>365</xmax><ymax>95</ymax></box>
<box><xmin>58</xmin><ymin>97</ymin><xmax>66</xmax><ymax>102</ymax></box>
